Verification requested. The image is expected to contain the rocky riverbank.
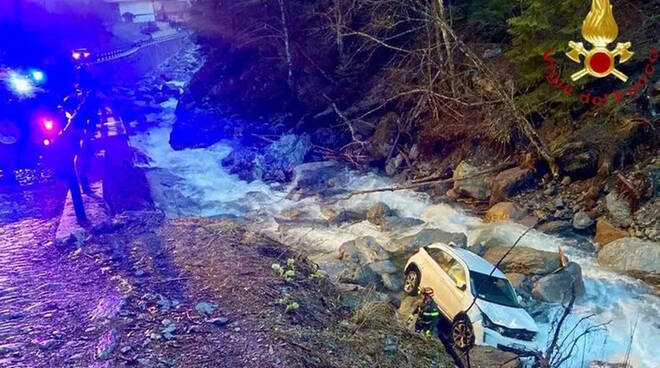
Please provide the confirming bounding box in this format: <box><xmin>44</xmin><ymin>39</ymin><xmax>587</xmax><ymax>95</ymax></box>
<box><xmin>440</xmin><ymin>153</ymin><xmax>660</xmax><ymax>293</ymax></box>
<box><xmin>124</xmin><ymin>38</ymin><xmax>659</xmax><ymax>367</ymax></box>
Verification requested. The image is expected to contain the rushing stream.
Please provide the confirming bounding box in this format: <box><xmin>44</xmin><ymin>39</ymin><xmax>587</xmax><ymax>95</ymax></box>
<box><xmin>129</xmin><ymin>98</ymin><xmax>660</xmax><ymax>368</ymax></box>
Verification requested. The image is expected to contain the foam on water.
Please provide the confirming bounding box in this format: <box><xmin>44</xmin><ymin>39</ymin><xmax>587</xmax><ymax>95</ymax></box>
<box><xmin>129</xmin><ymin>110</ymin><xmax>659</xmax><ymax>367</ymax></box>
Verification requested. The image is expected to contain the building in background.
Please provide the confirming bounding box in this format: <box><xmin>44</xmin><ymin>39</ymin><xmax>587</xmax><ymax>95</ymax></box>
<box><xmin>104</xmin><ymin>0</ymin><xmax>157</xmax><ymax>23</ymax></box>
<box><xmin>154</xmin><ymin>0</ymin><xmax>191</xmax><ymax>23</ymax></box>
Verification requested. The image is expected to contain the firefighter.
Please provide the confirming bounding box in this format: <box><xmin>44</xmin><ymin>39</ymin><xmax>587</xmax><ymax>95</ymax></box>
<box><xmin>54</xmin><ymin>92</ymin><xmax>89</xmax><ymax>226</ymax></box>
<box><xmin>409</xmin><ymin>287</ymin><xmax>441</xmax><ymax>339</ymax></box>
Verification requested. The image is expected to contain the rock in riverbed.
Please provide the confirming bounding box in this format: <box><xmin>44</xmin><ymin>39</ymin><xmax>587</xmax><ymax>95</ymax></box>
<box><xmin>572</xmin><ymin>211</ymin><xmax>594</xmax><ymax>230</ymax></box>
<box><xmin>598</xmin><ymin>237</ymin><xmax>660</xmax><ymax>286</ymax></box>
<box><xmin>452</xmin><ymin>161</ymin><xmax>492</xmax><ymax>200</ymax></box>
<box><xmin>484</xmin><ymin>202</ymin><xmax>527</xmax><ymax>223</ymax></box>
<box><xmin>489</xmin><ymin>167</ymin><xmax>536</xmax><ymax>205</ymax></box>
<box><xmin>594</xmin><ymin>219</ymin><xmax>628</xmax><ymax>248</ymax></box>
<box><xmin>480</xmin><ymin>246</ymin><xmax>561</xmax><ymax>275</ymax></box>
<box><xmin>532</xmin><ymin>262</ymin><xmax>585</xmax><ymax>302</ymax></box>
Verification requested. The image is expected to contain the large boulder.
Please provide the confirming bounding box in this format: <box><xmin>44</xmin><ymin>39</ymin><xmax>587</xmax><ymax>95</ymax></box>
<box><xmin>291</xmin><ymin>161</ymin><xmax>350</xmax><ymax>198</ymax></box>
<box><xmin>555</xmin><ymin>142</ymin><xmax>599</xmax><ymax>179</ymax></box>
<box><xmin>489</xmin><ymin>167</ymin><xmax>536</xmax><ymax>205</ymax></box>
<box><xmin>572</xmin><ymin>211</ymin><xmax>595</xmax><ymax>230</ymax></box>
<box><xmin>452</xmin><ymin>161</ymin><xmax>493</xmax><ymax>200</ymax></box>
<box><xmin>537</xmin><ymin>220</ymin><xmax>573</xmax><ymax>236</ymax></box>
<box><xmin>532</xmin><ymin>262</ymin><xmax>585</xmax><ymax>303</ymax></box>
<box><xmin>605</xmin><ymin>191</ymin><xmax>632</xmax><ymax>227</ymax></box>
<box><xmin>221</xmin><ymin>147</ymin><xmax>258</xmax><ymax>182</ymax></box>
<box><xmin>259</xmin><ymin>134</ymin><xmax>312</xmax><ymax>183</ymax></box>
<box><xmin>321</xmin><ymin>207</ymin><xmax>367</xmax><ymax>225</ymax></box>
<box><xmin>481</xmin><ymin>246</ymin><xmax>562</xmax><ymax>275</ymax></box>
<box><xmin>594</xmin><ymin>219</ymin><xmax>628</xmax><ymax>248</ymax></box>
<box><xmin>339</xmin><ymin>260</ymin><xmax>402</xmax><ymax>292</ymax></box>
<box><xmin>366</xmin><ymin>202</ymin><xmax>394</xmax><ymax>226</ymax></box>
<box><xmin>368</xmin><ymin>112</ymin><xmax>399</xmax><ymax>161</ymax></box>
<box><xmin>379</xmin><ymin>216</ymin><xmax>424</xmax><ymax>232</ymax></box>
<box><xmin>339</xmin><ymin>237</ymin><xmax>391</xmax><ymax>266</ymax></box>
<box><xmin>597</xmin><ymin>238</ymin><xmax>660</xmax><ymax>285</ymax></box>
<box><xmin>506</xmin><ymin>273</ymin><xmax>529</xmax><ymax>292</ymax></box>
<box><xmin>485</xmin><ymin>202</ymin><xmax>527</xmax><ymax>223</ymax></box>
<box><xmin>388</xmin><ymin>228</ymin><xmax>467</xmax><ymax>252</ymax></box>
<box><xmin>169</xmin><ymin>114</ymin><xmax>226</xmax><ymax>150</ymax></box>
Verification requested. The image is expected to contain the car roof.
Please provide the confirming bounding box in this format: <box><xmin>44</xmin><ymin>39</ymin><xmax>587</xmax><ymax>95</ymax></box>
<box><xmin>427</xmin><ymin>243</ymin><xmax>506</xmax><ymax>278</ymax></box>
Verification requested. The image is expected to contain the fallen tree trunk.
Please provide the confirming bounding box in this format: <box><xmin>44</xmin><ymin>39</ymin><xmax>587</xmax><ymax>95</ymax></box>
<box><xmin>335</xmin><ymin>160</ymin><xmax>515</xmax><ymax>201</ymax></box>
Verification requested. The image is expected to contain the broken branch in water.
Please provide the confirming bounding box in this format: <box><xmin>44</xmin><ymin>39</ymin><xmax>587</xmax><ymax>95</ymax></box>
<box><xmin>333</xmin><ymin>160</ymin><xmax>515</xmax><ymax>201</ymax></box>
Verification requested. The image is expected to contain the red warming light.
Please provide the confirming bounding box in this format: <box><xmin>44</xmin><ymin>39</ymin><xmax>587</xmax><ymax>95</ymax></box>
<box><xmin>43</xmin><ymin>119</ymin><xmax>54</xmax><ymax>131</ymax></box>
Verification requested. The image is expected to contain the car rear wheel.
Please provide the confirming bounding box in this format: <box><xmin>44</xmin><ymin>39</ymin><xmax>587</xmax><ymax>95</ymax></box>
<box><xmin>403</xmin><ymin>268</ymin><xmax>420</xmax><ymax>296</ymax></box>
<box><xmin>451</xmin><ymin>316</ymin><xmax>475</xmax><ymax>351</ymax></box>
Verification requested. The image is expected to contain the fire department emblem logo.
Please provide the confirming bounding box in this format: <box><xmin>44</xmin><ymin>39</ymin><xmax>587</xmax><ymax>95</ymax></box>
<box><xmin>566</xmin><ymin>0</ymin><xmax>633</xmax><ymax>82</ymax></box>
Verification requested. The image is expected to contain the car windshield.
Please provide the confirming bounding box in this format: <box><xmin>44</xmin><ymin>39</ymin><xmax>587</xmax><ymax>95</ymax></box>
<box><xmin>470</xmin><ymin>272</ymin><xmax>521</xmax><ymax>308</ymax></box>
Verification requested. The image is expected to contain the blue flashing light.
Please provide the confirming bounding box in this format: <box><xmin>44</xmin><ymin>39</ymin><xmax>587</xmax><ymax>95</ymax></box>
<box><xmin>8</xmin><ymin>73</ymin><xmax>34</xmax><ymax>95</ymax></box>
<box><xmin>31</xmin><ymin>70</ymin><xmax>45</xmax><ymax>82</ymax></box>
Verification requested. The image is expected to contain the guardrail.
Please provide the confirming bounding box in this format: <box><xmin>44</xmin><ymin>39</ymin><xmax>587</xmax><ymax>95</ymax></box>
<box><xmin>93</xmin><ymin>31</ymin><xmax>188</xmax><ymax>64</ymax></box>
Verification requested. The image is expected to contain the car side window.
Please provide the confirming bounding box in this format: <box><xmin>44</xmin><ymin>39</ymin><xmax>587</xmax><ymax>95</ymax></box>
<box><xmin>427</xmin><ymin>248</ymin><xmax>452</xmax><ymax>271</ymax></box>
<box><xmin>427</xmin><ymin>248</ymin><xmax>466</xmax><ymax>285</ymax></box>
<box><xmin>447</xmin><ymin>261</ymin><xmax>466</xmax><ymax>286</ymax></box>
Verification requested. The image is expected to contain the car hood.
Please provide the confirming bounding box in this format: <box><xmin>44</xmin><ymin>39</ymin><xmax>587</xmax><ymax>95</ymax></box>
<box><xmin>476</xmin><ymin>299</ymin><xmax>538</xmax><ymax>332</ymax></box>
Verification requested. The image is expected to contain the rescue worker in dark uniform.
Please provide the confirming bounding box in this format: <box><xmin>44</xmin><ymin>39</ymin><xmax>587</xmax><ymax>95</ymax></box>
<box><xmin>409</xmin><ymin>287</ymin><xmax>441</xmax><ymax>339</ymax></box>
<box><xmin>55</xmin><ymin>91</ymin><xmax>89</xmax><ymax>226</ymax></box>
<box><xmin>72</xmin><ymin>62</ymin><xmax>97</xmax><ymax>194</ymax></box>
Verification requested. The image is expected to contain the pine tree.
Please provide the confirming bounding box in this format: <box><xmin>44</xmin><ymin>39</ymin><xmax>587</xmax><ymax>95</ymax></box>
<box><xmin>506</xmin><ymin>0</ymin><xmax>587</xmax><ymax>111</ymax></box>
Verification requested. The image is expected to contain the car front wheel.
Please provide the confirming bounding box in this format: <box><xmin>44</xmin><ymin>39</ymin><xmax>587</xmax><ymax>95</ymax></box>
<box><xmin>403</xmin><ymin>268</ymin><xmax>420</xmax><ymax>296</ymax></box>
<box><xmin>451</xmin><ymin>316</ymin><xmax>475</xmax><ymax>351</ymax></box>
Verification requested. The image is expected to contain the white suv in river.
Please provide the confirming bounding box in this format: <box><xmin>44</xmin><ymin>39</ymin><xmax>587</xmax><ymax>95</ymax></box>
<box><xmin>404</xmin><ymin>243</ymin><xmax>539</xmax><ymax>353</ymax></box>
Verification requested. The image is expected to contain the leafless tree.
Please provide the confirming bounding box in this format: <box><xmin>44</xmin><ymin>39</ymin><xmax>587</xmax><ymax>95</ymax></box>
<box><xmin>511</xmin><ymin>287</ymin><xmax>610</xmax><ymax>368</ymax></box>
<box><xmin>323</xmin><ymin>0</ymin><xmax>559</xmax><ymax>175</ymax></box>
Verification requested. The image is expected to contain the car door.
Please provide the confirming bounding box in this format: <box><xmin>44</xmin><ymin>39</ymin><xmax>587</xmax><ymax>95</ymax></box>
<box><xmin>443</xmin><ymin>257</ymin><xmax>468</xmax><ymax>317</ymax></box>
<box><xmin>423</xmin><ymin>247</ymin><xmax>462</xmax><ymax>319</ymax></box>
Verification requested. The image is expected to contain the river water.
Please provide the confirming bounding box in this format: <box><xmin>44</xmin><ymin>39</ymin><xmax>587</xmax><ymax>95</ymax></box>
<box><xmin>129</xmin><ymin>98</ymin><xmax>660</xmax><ymax>368</ymax></box>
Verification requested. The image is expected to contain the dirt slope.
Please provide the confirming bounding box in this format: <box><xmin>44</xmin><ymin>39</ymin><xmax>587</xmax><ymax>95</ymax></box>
<box><xmin>1</xmin><ymin>211</ymin><xmax>454</xmax><ymax>367</ymax></box>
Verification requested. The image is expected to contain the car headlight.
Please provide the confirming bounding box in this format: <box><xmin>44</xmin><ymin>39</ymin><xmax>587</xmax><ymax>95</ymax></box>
<box><xmin>481</xmin><ymin>313</ymin><xmax>506</xmax><ymax>335</ymax></box>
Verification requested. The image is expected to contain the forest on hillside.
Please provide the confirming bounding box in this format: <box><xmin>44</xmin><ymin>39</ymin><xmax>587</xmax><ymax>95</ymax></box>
<box><xmin>173</xmin><ymin>0</ymin><xmax>658</xmax><ymax>185</ymax></box>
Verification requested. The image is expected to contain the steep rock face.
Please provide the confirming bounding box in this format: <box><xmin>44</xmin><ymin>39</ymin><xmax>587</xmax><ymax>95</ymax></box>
<box><xmin>598</xmin><ymin>238</ymin><xmax>660</xmax><ymax>286</ymax></box>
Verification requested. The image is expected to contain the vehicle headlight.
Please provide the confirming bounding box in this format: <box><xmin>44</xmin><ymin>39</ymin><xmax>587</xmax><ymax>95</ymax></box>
<box><xmin>481</xmin><ymin>313</ymin><xmax>505</xmax><ymax>335</ymax></box>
